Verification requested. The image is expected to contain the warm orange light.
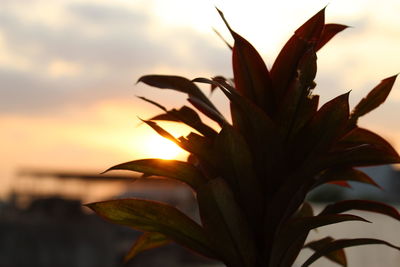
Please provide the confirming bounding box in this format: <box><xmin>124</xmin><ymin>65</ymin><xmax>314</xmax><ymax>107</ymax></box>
<box><xmin>145</xmin><ymin>134</ymin><xmax>184</xmax><ymax>160</ymax></box>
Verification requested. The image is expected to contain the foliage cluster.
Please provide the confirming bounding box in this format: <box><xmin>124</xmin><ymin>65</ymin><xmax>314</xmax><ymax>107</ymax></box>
<box><xmin>88</xmin><ymin>8</ymin><xmax>400</xmax><ymax>267</ymax></box>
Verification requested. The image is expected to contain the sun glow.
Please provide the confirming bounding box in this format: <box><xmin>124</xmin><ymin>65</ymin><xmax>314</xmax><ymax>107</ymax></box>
<box><xmin>145</xmin><ymin>134</ymin><xmax>185</xmax><ymax>160</ymax></box>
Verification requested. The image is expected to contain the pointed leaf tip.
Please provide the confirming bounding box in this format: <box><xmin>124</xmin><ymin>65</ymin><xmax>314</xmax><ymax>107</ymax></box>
<box><xmin>316</xmin><ymin>24</ymin><xmax>349</xmax><ymax>51</ymax></box>
<box><xmin>351</xmin><ymin>75</ymin><xmax>398</xmax><ymax>122</ymax></box>
<box><xmin>216</xmin><ymin>8</ymin><xmax>233</xmax><ymax>33</ymax></box>
<box><xmin>295</xmin><ymin>7</ymin><xmax>325</xmax><ymax>42</ymax></box>
<box><xmin>124</xmin><ymin>232</ymin><xmax>171</xmax><ymax>263</ymax></box>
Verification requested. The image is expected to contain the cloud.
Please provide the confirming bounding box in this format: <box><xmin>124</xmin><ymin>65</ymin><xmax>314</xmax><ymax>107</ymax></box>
<box><xmin>0</xmin><ymin>1</ymin><xmax>229</xmax><ymax>115</ymax></box>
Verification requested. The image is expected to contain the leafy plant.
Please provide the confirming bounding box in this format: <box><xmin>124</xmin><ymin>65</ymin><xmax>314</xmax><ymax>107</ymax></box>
<box><xmin>87</xmin><ymin>8</ymin><xmax>400</xmax><ymax>267</ymax></box>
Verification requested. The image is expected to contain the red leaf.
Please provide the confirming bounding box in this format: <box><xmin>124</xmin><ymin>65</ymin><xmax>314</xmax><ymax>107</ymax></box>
<box><xmin>316</xmin><ymin>24</ymin><xmax>349</xmax><ymax>51</ymax></box>
<box><xmin>292</xmin><ymin>92</ymin><xmax>349</xmax><ymax>161</ymax></box>
<box><xmin>328</xmin><ymin>180</ymin><xmax>352</xmax><ymax>188</ymax></box>
<box><xmin>276</xmin><ymin>48</ymin><xmax>317</xmax><ymax>138</ymax></box>
<box><xmin>271</xmin><ymin>8</ymin><xmax>325</xmax><ymax>101</ymax></box>
<box><xmin>217</xmin><ymin>8</ymin><xmax>275</xmax><ymax>115</ymax></box>
<box><xmin>350</xmin><ymin>75</ymin><xmax>398</xmax><ymax>124</ymax></box>
<box><xmin>304</xmin><ymin>237</ymin><xmax>347</xmax><ymax>266</ymax></box>
<box><xmin>337</xmin><ymin>127</ymin><xmax>398</xmax><ymax>156</ymax></box>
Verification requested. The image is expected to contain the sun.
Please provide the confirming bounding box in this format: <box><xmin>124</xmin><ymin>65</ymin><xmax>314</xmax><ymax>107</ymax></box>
<box><xmin>145</xmin><ymin>134</ymin><xmax>185</xmax><ymax>160</ymax></box>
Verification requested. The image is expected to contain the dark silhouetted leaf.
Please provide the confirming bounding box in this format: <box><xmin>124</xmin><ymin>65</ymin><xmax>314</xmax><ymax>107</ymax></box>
<box><xmin>138</xmin><ymin>75</ymin><xmax>219</xmax><ymax>113</ymax></box>
<box><xmin>178</xmin><ymin>132</ymin><xmax>216</xmax><ymax>169</ymax></box>
<box><xmin>141</xmin><ymin>119</ymin><xmax>180</xmax><ymax>145</ymax></box>
<box><xmin>314</xmin><ymin>168</ymin><xmax>381</xmax><ymax>189</ymax></box>
<box><xmin>337</xmin><ymin>127</ymin><xmax>398</xmax><ymax>156</ymax></box>
<box><xmin>319</xmin><ymin>199</ymin><xmax>400</xmax><ymax>220</ymax></box>
<box><xmin>270</xmin><ymin>214</ymin><xmax>368</xmax><ymax>266</ymax></box>
<box><xmin>213</xmin><ymin>124</ymin><xmax>263</xmax><ymax>232</ymax></box>
<box><xmin>217</xmin><ymin>8</ymin><xmax>274</xmax><ymax>114</ymax></box>
<box><xmin>104</xmin><ymin>159</ymin><xmax>206</xmax><ymax>190</ymax></box>
<box><xmin>271</xmin><ymin>8</ymin><xmax>325</xmax><ymax>101</ymax></box>
<box><xmin>137</xmin><ymin>96</ymin><xmax>167</xmax><ymax>111</ymax></box>
<box><xmin>293</xmin><ymin>92</ymin><xmax>350</xmax><ymax>162</ymax></box>
<box><xmin>193</xmin><ymin>77</ymin><xmax>282</xmax><ymax>179</ymax></box>
<box><xmin>294</xmin><ymin>202</ymin><xmax>314</xmax><ymax>218</ymax></box>
<box><xmin>324</xmin><ymin>144</ymin><xmax>400</xmax><ymax>168</ymax></box>
<box><xmin>124</xmin><ymin>232</ymin><xmax>171</xmax><ymax>263</ymax></box>
<box><xmin>316</xmin><ymin>24</ymin><xmax>349</xmax><ymax>51</ymax></box>
<box><xmin>212</xmin><ymin>28</ymin><xmax>232</xmax><ymax>50</ymax></box>
<box><xmin>289</xmin><ymin>94</ymin><xmax>319</xmax><ymax>138</ymax></box>
<box><xmin>276</xmin><ymin>201</ymin><xmax>317</xmax><ymax>266</ymax></box>
<box><xmin>148</xmin><ymin>106</ymin><xmax>218</xmax><ymax>138</ymax></box>
<box><xmin>350</xmin><ymin>75</ymin><xmax>398</xmax><ymax>125</ymax></box>
<box><xmin>304</xmin><ymin>237</ymin><xmax>347</xmax><ymax>266</ymax></box>
<box><xmin>187</xmin><ymin>96</ymin><xmax>226</xmax><ymax>126</ymax></box>
<box><xmin>302</xmin><ymin>238</ymin><xmax>400</xmax><ymax>267</ymax></box>
<box><xmin>197</xmin><ymin>178</ymin><xmax>256</xmax><ymax>267</ymax></box>
<box><xmin>87</xmin><ymin>199</ymin><xmax>216</xmax><ymax>259</ymax></box>
<box><xmin>276</xmin><ymin>48</ymin><xmax>317</xmax><ymax>139</ymax></box>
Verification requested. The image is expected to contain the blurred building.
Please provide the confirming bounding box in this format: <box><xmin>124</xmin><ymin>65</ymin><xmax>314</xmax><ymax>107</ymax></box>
<box><xmin>0</xmin><ymin>169</ymin><xmax>218</xmax><ymax>267</ymax></box>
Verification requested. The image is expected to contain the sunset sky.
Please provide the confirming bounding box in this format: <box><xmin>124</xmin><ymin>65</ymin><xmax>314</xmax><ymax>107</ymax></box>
<box><xmin>1</xmin><ymin>0</ymin><xmax>399</xmax><ymax>199</ymax></box>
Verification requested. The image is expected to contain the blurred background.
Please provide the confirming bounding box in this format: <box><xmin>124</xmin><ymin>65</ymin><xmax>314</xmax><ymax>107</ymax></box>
<box><xmin>1</xmin><ymin>0</ymin><xmax>400</xmax><ymax>266</ymax></box>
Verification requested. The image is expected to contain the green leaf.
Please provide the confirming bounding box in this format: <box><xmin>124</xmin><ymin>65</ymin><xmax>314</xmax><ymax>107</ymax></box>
<box><xmin>302</xmin><ymin>238</ymin><xmax>400</xmax><ymax>267</ymax></box>
<box><xmin>304</xmin><ymin>237</ymin><xmax>347</xmax><ymax>266</ymax></box>
<box><xmin>314</xmin><ymin>168</ymin><xmax>381</xmax><ymax>189</ymax></box>
<box><xmin>124</xmin><ymin>232</ymin><xmax>171</xmax><ymax>263</ymax></box>
<box><xmin>271</xmin><ymin>8</ymin><xmax>325</xmax><ymax>101</ymax></box>
<box><xmin>104</xmin><ymin>159</ymin><xmax>207</xmax><ymax>190</ymax></box>
<box><xmin>86</xmin><ymin>199</ymin><xmax>216</xmax><ymax>259</ymax></box>
<box><xmin>319</xmin><ymin>199</ymin><xmax>400</xmax><ymax>221</ymax></box>
<box><xmin>197</xmin><ymin>178</ymin><xmax>256</xmax><ymax>267</ymax></box>
<box><xmin>315</xmin><ymin>24</ymin><xmax>349</xmax><ymax>51</ymax></box>
<box><xmin>350</xmin><ymin>75</ymin><xmax>398</xmax><ymax>125</ymax></box>
<box><xmin>270</xmin><ymin>214</ymin><xmax>368</xmax><ymax>266</ymax></box>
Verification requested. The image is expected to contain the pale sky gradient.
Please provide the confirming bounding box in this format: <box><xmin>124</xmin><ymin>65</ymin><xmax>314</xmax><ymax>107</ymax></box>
<box><xmin>1</xmin><ymin>0</ymin><xmax>399</xmax><ymax>198</ymax></box>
